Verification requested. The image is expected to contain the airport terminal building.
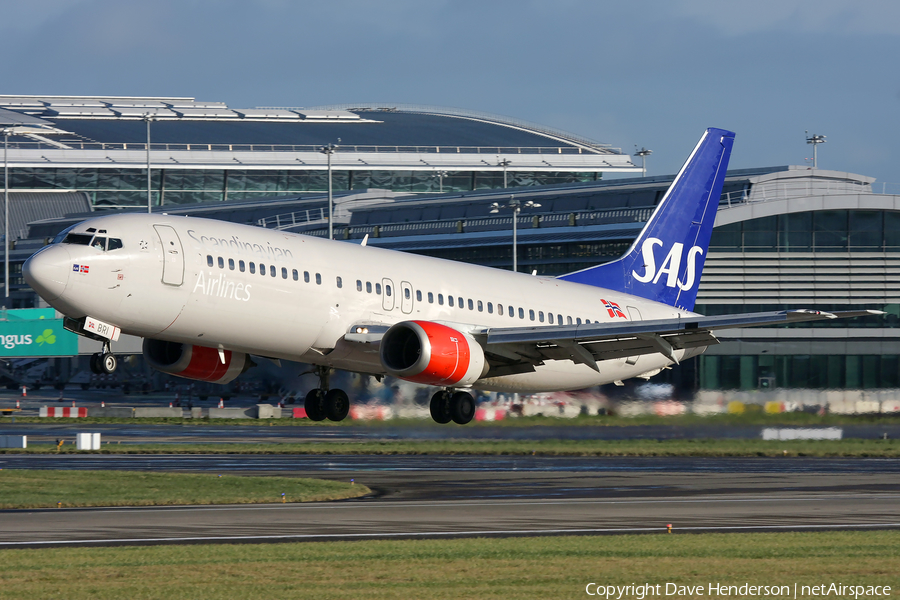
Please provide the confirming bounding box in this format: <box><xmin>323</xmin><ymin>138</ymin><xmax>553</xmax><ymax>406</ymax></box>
<box><xmin>2</xmin><ymin>96</ymin><xmax>898</xmax><ymax>399</ymax></box>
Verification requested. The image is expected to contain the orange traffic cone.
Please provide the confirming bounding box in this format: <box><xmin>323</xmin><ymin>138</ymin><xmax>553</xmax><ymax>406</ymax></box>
<box><xmin>21</xmin><ymin>386</ymin><xmax>26</xmax><ymax>397</ymax></box>
<box><xmin>218</xmin><ymin>398</ymin><xmax>224</xmax><ymax>408</ymax></box>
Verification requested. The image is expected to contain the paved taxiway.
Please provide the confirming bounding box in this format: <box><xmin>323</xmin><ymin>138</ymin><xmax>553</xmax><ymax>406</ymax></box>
<box><xmin>1</xmin><ymin>455</ymin><xmax>899</xmax><ymax>547</ymax></box>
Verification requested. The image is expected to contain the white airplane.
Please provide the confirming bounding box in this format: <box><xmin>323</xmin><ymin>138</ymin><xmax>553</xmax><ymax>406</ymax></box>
<box><xmin>23</xmin><ymin>128</ymin><xmax>880</xmax><ymax>424</ymax></box>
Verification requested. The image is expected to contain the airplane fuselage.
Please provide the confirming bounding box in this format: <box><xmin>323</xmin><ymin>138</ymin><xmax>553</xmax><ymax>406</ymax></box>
<box><xmin>28</xmin><ymin>213</ymin><xmax>696</xmax><ymax>392</ymax></box>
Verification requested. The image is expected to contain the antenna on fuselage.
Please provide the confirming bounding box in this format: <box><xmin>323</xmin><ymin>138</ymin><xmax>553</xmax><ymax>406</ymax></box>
<box><xmin>360</xmin><ymin>234</ymin><xmax>369</xmax><ymax>247</ymax></box>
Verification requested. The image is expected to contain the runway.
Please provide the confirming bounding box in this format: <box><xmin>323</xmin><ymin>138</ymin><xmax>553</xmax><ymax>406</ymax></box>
<box><xmin>1</xmin><ymin>455</ymin><xmax>899</xmax><ymax>547</ymax></box>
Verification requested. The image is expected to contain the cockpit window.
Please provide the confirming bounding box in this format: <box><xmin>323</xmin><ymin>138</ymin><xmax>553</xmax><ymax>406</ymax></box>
<box><xmin>107</xmin><ymin>238</ymin><xmax>123</xmax><ymax>251</ymax></box>
<box><xmin>62</xmin><ymin>233</ymin><xmax>94</xmax><ymax>246</ymax></box>
<box><xmin>91</xmin><ymin>237</ymin><xmax>107</xmax><ymax>250</ymax></box>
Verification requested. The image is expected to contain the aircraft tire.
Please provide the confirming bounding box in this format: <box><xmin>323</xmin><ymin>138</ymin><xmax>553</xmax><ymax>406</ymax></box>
<box><xmin>429</xmin><ymin>391</ymin><xmax>452</xmax><ymax>424</ymax></box>
<box><xmin>101</xmin><ymin>353</ymin><xmax>118</xmax><ymax>374</ymax></box>
<box><xmin>89</xmin><ymin>353</ymin><xmax>102</xmax><ymax>375</ymax></box>
<box><xmin>304</xmin><ymin>389</ymin><xmax>327</xmax><ymax>421</ymax></box>
<box><xmin>450</xmin><ymin>391</ymin><xmax>476</xmax><ymax>425</ymax></box>
<box><xmin>325</xmin><ymin>389</ymin><xmax>350</xmax><ymax>422</ymax></box>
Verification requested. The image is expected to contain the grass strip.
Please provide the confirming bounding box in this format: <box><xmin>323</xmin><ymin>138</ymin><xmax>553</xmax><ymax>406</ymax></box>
<box><xmin>2</xmin><ymin>438</ymin><xmax>900</xmax><ymax>456</ymax></box>
<box><xmin>0</xmin><ymin>531</ymin><xmax>897</xmax><ymax>599</ymax></box>
<box><xmin>0</xmin><ymin>470</ymin><xmax>368</xmax><ymax>509</ymax></box>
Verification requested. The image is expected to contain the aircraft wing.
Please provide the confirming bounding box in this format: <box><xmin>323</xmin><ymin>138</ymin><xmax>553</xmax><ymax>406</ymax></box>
<box><xmin>480</xmin><ymin>310</ymin><xmax>883</xmax><ymax>374</ymax></box>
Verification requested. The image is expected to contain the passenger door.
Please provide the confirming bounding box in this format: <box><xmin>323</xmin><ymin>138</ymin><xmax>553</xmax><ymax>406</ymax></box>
<box><xmin>153</xmin><ymin>225</ymin><xmax>184</xmax><ymax>286</ymax></box>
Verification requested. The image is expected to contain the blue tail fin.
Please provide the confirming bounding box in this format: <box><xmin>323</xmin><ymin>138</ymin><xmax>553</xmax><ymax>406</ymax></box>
<box><xmin>557</xmin><ymin>127</ymin><xmax>735</xmax><ymax>311</ymax></box>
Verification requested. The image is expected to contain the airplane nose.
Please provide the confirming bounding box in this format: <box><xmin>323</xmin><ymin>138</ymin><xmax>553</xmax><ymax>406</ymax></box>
<box><xmin>23</xmin><ymin>245</ymin><xmax>72</xmax><ymax>302</ymax></box>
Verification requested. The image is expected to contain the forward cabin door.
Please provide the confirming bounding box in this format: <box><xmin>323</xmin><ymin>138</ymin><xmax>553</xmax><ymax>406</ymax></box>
<box><xmin>154</xmin><ymin>225</ymin><xmax>185</xmax><ymax>286</ymax></box>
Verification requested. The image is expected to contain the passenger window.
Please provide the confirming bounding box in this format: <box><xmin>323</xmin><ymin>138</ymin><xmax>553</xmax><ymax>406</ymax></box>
<box><xmin>468</xmin><ymin>299</ymin><xmax>474</xmax><ymax>310</ymax></box>
<box><xmin>567</xmin><ymin>316</ymin><xmax>573</xmax><ymax>325</ymax></box>
<box><xmin>498</xmin><ymin>304</ymin><xmax>504</xmax><ymax>316</ymax></box>
<box><xmin>404</xmin><ymin>288</ymin><xmax>410</xmax><ymax>300</ymax></box>
<box><xmin>438</xmin><ymin>294</ymin><xmax>444</xmax><ymax>305</ymax></box>
<box><xmin>249</xmin><ymin>262</ymin><xmax>256</xmax><ymax>274</ymax></box>
<box><xmin>428</xmin><ymin>292</ymin><xmax>434</xmax><ymax>303</ymax></box>
<box><xmin>282</xmin><ymin>267</ymin><xmax>288</xmax><ymax>279</ymax></box>
<box><xmin>207</xmin><ymin>255</ymin><xmax>214</xmax><ymax>267</ymax></box>
<box><xmin>229</xmin><ymin>258</ymin><xmax>235</xmax><ymax>271</ymax></box>
<box><xmin>107</xmin><ymin>238</ymin><xmax>123</xmax><ymax>251</ymax></box>
<box><xmin>239</xmin><ymin>260</ymin><xmax>245</xmax><ymax>272</ymax></box>
<box><xmin>375</xmin><ymin>283</ymin><xmax>382</xmax><ymax>295</ymax></box>
<box><xmin>357</xmin><ymin>280</ymin><xmax>362</xmax><ymax>292</ymax></box>
<box><xmin>304</xmin><ymin>271</ymin><xmax>310</xmax><ymax>283</ymax></box>
<box><xmin>292</xmin><ymin>269</ymin><xmax>298</xmax><ymax>281</ymax></box>
<box><xmin>448</xmin><ymin>296</ymin><xmax>454</xmax><ymax>307</ymax></box>
<box><xmin>366</xmin><ymin>281</ymin><xmax>372</xmax><ymax>293</ymax></box>
<box><xmin>260</xmin><ymin>263</ymin><xmax>266</xmax><ymax>276</ymax></box>
<box><xmin>576</xmin><ymin>318</ymin><xmax>582</xmax><ymax>325</ymax></box>
<box><xmin>548</xmin><ymin>313</ymin><xmax>554</xmax><ymax>324</ymax></box>
<box><xmin>558</xmin><ymin>314</ymin><xmax>563</xmax><ymax>325</ymax></box>
<box><xmin>487</xmin><ymin>302</ymin><xmax>493</xmax><ymax>314</ymax></box>
<box><xmin>415</xmin><ymin>290</ymin><xmax>421</xmax><ymax>301</ymax></box>
<box><xmin>510</xmin><ymin>308</ymin><xmax>515</xmax><ymax>318</ymax></box>
<box><xmin>518</xmin><ymin>308</ymin><xmax>524</xmax><ymax>319</ymax></box>
<box><xmin>315</xmin><ymin>273</ymin><xmax>321</xmax><ymax>285</ymax></box>
<box><xmin>539</xmin><ymin>311</ymin><xmax>544</xmax><ymax>323</ymax></box>
<box><xmin>386</xmin><ymin>285</ymin><xmax>392</xmax><ymax>296</ymax></box>
<box><xmin>529</xmin><ymin>309</ymin><xmax>535</xmax><ymax>321</ymax></box>
<box><xmin>477</xmin><ymin>300</ymin><xmax>483</xmax><ymax>312</ymax></box>
<box><xmin>458</xmin><ymin>297</ymin><xmax>463</xmax><ymax>308</ymax></box>
<box><xmin>336</xmin><ymin>276</ymin><xmax>342</xmax><ymax>288</ymax></box>
<box><xmin>270</xmin><ymin>265</ymin><xmax>276</xmax><ymax>277</ymax></box>
<box><xmin>218</xmin><ymin>257</ymin><xmax>224</xmax><ymax>269</ymax></box>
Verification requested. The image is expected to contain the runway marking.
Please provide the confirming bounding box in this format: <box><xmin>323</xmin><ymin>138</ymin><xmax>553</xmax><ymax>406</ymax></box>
<box><xmin>12</xmin><ymin>492</ymin><xmax>899</xmax><ymax>516</ymax></box>
<box><xmin>3</xmin><ymin>522</ymin><xmax>900</xmax><ymax>547</ymax></box>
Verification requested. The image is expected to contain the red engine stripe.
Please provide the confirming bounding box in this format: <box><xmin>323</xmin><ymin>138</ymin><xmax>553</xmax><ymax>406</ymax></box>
<box><xmin>405</xmin><ymin>321</ymin><xmax>470</xmax><ymax>386</ymax></box>
<box><xmin>180</xmin><ymin>346</ymin><xmax>232</xmax><ymax>382</ymax></box>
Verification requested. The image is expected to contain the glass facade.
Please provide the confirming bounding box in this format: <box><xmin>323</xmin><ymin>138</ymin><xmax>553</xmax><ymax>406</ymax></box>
<box><xmin>413</xmin><ymin>241</ymin><xmax>630</xmax><ymax>275</ymax></box>
<box><xmin>5</xmin><ymin>167</ymin><xmax>600</xmax><ymax>208</ymax></box>
<box><xmin>710</xmin><ymin>210</ymin><xmax>900</xmax><ymax>252</ymax></box>
<box><xmin>699</xmin><ymin>354</ymin><xmax>900</xmax><ymax>390</ymax></box>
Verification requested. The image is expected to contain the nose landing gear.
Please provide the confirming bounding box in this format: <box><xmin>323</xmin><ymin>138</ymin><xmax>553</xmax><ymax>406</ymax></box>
<box><xmin>89</xmin><ymin>343</ymin><xmax>117</xmax><ymax>375</ymax></box>
<box><xmin>304</xmin><ymin>366</ymin><xmax>350</xmax><ymax>422</ymax></box>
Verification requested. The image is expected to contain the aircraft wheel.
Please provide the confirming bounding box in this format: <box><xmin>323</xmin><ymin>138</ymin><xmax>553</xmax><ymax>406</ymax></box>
<box><xmin>325</xmin><ymin>389</ymin><xmax>350</xmax><ymax>422</ymax></box>
<box><xmin>89</xmin><ymin>353</ymin><xmax>102</xmax><ymax>375</ymax></box>
<box><xmin>450</xmin><ymin>391</ymin><xmax>476</xmax><ymax>425</ymax></box>
<box><xmin>100</xmin><ymin>353</ymin><xmax>118</xmax><ymax>374</ymax></box>
<box><xmin>304</xmin><ymin>389</ymin><xmax>327</xmax><ymax>421</ymax></box>
<box><xmin>429</xmin><ymin>391</ymin><xmax>452</xmax><ymax>424</ymax></box>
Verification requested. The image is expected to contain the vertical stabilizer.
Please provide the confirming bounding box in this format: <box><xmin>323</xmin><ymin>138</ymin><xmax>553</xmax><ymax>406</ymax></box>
<box><xmin>557</xmin><ymin>128</ymin><xmax>735</xmax><ymax>311</ymax></box>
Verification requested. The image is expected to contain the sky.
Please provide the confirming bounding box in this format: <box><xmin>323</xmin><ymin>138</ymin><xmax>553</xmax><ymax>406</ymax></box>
<box><xmin>1</xmin><ymin>0</ymin><xmax>898</xmax><ymax>189</ymax></box>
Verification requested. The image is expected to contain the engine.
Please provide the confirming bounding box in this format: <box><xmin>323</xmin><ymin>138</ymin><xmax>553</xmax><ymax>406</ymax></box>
<box><xmin>380</xmin><ymin>320</ymin><xmax>487</xmax><ymax>387</ymax></box>
<box><xmin>142</xmin><ymin>339</ymin><xmax>251</xmax><ymax>384</ymax></box>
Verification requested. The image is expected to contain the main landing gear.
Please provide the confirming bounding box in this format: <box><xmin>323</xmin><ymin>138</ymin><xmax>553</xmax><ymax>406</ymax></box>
<box><xmin>304</xmin><ymin>366</ymin><xmax>350</xmax><ymax>422</ymax></box>
<box><xmin>89</xmin><ymin>343</ymin><xmax>117</xmax><ymax>375</ymax></box>
<box><xmin>430</xmin><ymin>389</ymin><xmax>476</xmax><ymax>425</ymax></box>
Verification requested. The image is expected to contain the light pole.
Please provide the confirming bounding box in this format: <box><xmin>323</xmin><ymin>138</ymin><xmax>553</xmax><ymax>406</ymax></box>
<box><xmin>634</xmin><ymin>147</ymin><xmax>652</xmax><ymax>177</ymax></box>
<box><xmin>490</xmin><ymin>195</ymin><xmax>541</xmax><ymax>273</ymax></box>
<box><xmin>3</xmin><ymin>128</ymin><xmax>9</xmax><ymax>306</ymax></box>
<box><xmin>320</xmin><ymin>143</ymin><xmax>338</xmax><ymax>240</ymax></box>
<box><xmin>144</xmin><ymin>114</ymin><xmax>155</xmax><ymax>213</ymax></box>
<box><xmin>805</xmin><ymin>131</ymin><xmax>826</xmax><ymax>169</ymax></box>
<box><xmin>498</xmin><ymin>159</ymin><xmax>511</xmax><ymax>188</ymax></box>
<box><xmin>433</xmin><ymin>170</ymin><xmax>448</xmax><ymax>193</ymax></box>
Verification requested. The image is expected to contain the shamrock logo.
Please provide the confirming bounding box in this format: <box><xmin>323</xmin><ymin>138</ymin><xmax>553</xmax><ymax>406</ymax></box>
<box><xmin>36</xmin><ymin>329</ymin><xmax>56</xmax><ymax>346</ymax></box>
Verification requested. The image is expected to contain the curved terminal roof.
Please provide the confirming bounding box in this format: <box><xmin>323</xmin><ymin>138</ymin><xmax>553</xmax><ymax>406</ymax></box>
<box><xmin>0</xmin><ymin>96</ymin><xmax>637</xmax><ymax>174</ymax></box>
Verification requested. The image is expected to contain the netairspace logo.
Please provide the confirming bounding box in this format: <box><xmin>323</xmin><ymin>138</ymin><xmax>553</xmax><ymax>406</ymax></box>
<box><xmin>584</xmin><ymin>582</ymin><xmax>893</xmax><ymax>599</ymax></box>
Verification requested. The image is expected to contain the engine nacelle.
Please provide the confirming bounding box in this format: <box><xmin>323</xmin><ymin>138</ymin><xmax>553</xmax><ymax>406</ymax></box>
<box><xmin>380</xmin><ymin>320</ymin><xmax>487</xmax><ymax>387</ymax></box>
<box><xmin>142</xmin><ymin>339</ymin><xmax>251</xmax><ymax>384</ymax></box>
